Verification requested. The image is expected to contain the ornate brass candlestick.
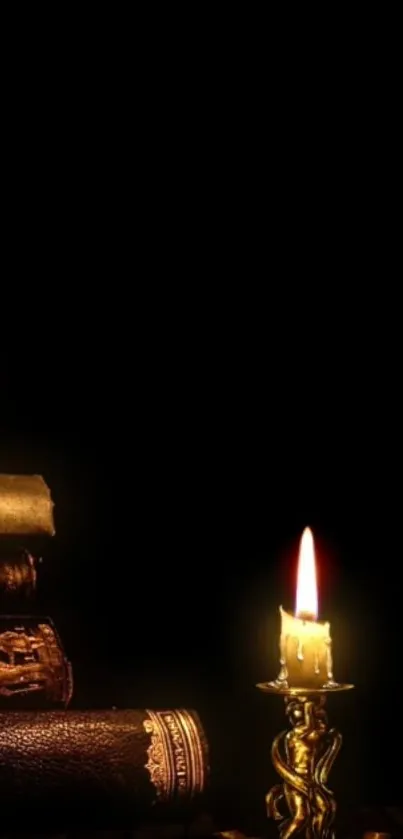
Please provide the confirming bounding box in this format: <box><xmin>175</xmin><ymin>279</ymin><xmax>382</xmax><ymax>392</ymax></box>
<box><xmin>256</xmin><ymin>682</ymin><xmax>353</xmax><ymax>839</ymax></box>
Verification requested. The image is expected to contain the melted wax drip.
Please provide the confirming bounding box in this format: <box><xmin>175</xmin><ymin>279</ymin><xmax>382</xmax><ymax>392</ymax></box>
<box><xmin>269</xmin><ymin>637</ymin><xmax>289</xmax><ymax>688</ymax></box>
<box><xmin>296</xmin><ymin>635</ymin><xmax>332</xmax><ymax>684</ymax></box>
<box><xmin>271</xmin><ymin>627</ymin><xmax>340</xmax><ymax>691</ymax></box>
<box><xmin>325</xmin><ymin>636</ymin><xmax>337</xmax><ymax>686</ymax></box>
<box><xmin>277</xmin><ymin>634</ymin><xmax>288</xmax><ymax>683</ymax></box>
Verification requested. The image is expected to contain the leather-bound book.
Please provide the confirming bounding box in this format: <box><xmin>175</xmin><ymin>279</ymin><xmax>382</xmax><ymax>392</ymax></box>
<box><xmin>0</xmin><ymin>475</ymin><xmax>73</xmax><ymax>709</ymax></box>
<box><xmin>0</xmin><ymin>708</ymin><xmax>209</xmax><ymax>831</ymax></box>
<box><xmin>0</xmin><ymin>615</ymin><xmax>72</xmax><ymax>708</ymax></box>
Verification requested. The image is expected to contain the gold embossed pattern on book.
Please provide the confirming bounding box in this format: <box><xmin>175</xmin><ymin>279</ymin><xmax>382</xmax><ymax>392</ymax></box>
<box><xmin>0</xmin><ymin>616</ymin><xmax>73</xmax><ymax>706</ymax></box>
<box><xmin>143</xmin><ymin>709</ymin><xmax>206</xmax><ymax>800</ymax></box>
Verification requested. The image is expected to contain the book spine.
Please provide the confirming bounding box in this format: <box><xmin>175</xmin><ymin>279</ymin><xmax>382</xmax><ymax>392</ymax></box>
<box><xmin>0</xmin><ymin>615</ymin><xmax>72</xmax><ymax>708</ymax></box>
<box><xmin>0</xmin><ymin>549</ymin><xmax>37</xmax><ymax>599</ymax></box>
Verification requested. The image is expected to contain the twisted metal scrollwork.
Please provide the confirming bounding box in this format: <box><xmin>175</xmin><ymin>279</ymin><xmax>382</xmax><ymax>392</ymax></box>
<box><xmin>266</xmin><ymin>695</ymin><xmax>342</xmax><ymax>839</ymax></box>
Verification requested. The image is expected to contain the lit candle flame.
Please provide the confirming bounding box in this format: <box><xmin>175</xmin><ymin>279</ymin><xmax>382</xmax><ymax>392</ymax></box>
<box><xmin>295</xmin><ymin>526</ymin><xmax>318</xmax><ymax>621</ymax></box>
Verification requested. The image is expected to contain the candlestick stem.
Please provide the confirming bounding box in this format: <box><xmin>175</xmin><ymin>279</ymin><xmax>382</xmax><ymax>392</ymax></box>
<box><xmin>257</xmin><ymin>685</ymin><xmax>353</xmax><ymax>839</ymax></box>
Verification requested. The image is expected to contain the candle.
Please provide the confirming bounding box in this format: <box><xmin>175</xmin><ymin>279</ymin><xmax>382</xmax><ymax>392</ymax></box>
<box><xmin>272</xmin><ymin>527</ymin><xmax>337</xmax><ymax>690</ymax></box>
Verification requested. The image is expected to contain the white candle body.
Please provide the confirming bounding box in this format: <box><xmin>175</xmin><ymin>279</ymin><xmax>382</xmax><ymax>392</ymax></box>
<box><xmin>274</xmin><ymin>606</ymin><xmax>336</xmax><ymax>689</ymax></box>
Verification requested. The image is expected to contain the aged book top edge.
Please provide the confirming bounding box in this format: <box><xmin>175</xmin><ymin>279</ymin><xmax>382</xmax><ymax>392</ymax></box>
<box><xmin>0</xmin><ymin>474</ymin><xmax>55</xmax><ymax>536</ymax></box>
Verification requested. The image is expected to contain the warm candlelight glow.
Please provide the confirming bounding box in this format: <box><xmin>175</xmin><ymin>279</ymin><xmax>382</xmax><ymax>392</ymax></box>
<box><xmin>260</xmin><ymin>529</ymin><xmax>354</xmax><ymax>838</ymax></box>
<box><xmin>295</xmin><ymin>526</ymin><xmax>318</xmax><ymax>621</ymax></box>
<box><xmin>271</xmin><ymin>527</ymin><xmax>336</xmax><ymax>690</ymax></box>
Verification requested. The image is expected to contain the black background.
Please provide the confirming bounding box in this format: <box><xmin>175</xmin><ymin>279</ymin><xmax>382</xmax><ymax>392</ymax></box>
<box><xmin>0</xmin><ymin>9</ymin><xmax>400</xmax><ymax>835</ymax></box>
<box><xmin>1</xmin><ymin>320</ymin><xmax>401</xmax><ymax>830</ymax></box>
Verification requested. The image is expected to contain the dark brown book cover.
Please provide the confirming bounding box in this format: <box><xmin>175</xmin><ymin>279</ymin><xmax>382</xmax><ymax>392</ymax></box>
<box><xmin>0</xmin><ymin>708</ymin><xmax>208</xmax><ymax>830</ymax></box>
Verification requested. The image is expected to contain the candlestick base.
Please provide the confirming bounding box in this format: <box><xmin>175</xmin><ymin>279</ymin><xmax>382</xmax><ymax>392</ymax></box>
<box><xmin>256</xmin><ymin>683</ymin><xmax>354</xmax><ymax>839</ymax></box>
